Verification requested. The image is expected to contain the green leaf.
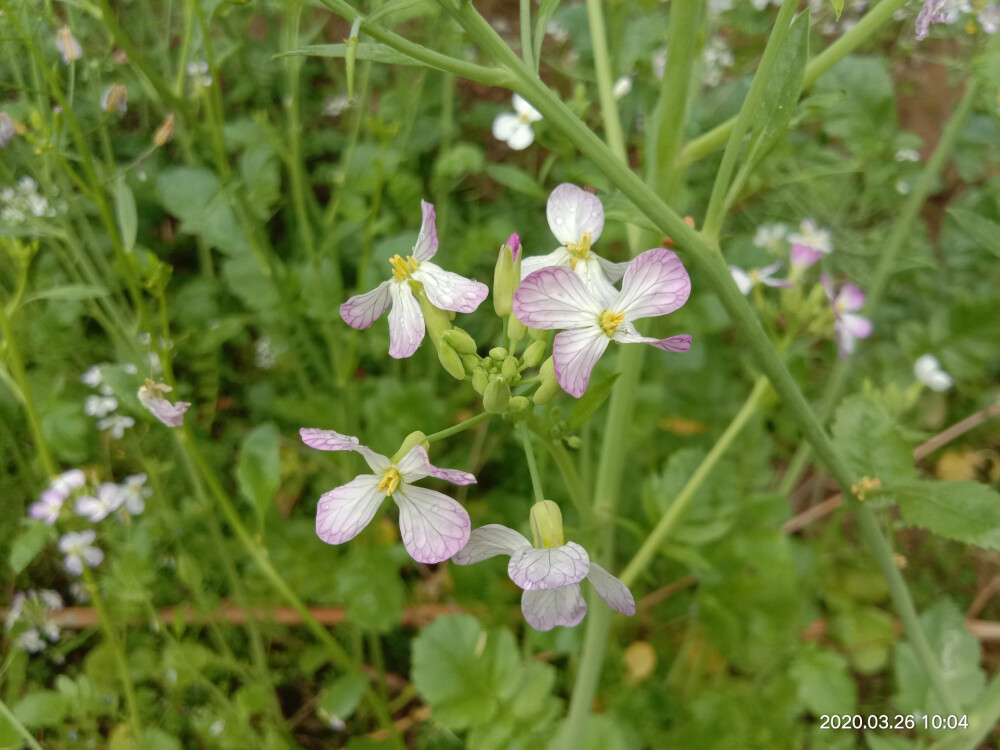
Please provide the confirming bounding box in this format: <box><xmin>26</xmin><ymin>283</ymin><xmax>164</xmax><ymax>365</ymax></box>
<box><xmin>22</xmin><ymin>284</ymin><xmax>110</xmax><ymax>303</ymax></box>
<box><xmin>894</xmin><ymin>599</ymin><xmax>984</xmax><ymax>715</ymax></box>
<box><xmin>567</xmin><ymin>372</ymin><xmax>620</xmax><ymax>430</ymax></box>
<box><xmin>115</xmin><ymin>178</ymin><xmax>138</xmax><ymax>253</ymax></box>
<box><xmin>830</xmin><ymin>0</ymin><xmax>845</xmax><ymax>19</ymax></box>
<box><xmin>831</xmin><ymin>394</ymin><xmax>915</xmax><ymax>484</ymax></box>
<box><xmin>744</xmin><ymin>11</ymin><xmax>809</xmax><ymax>173</ymax></box>
<box><xmin>947</xmin><ymin>208</ymin><xmax>1000</xmax><ymax>259</ymax></box>
<box><xmin>9</xmin><ymin>521</ymin><xmax>55</xmax><ymax>574</ymax></box>
<box><xmin>411</xmin><ymin>615</ymin><xmax>520</xmax><ymax>730</ymax></box>
<box><xmin>319</xmin><ymin>672</ymin><xmax>369</xmax><ymax>724</ymax></box>
<box><xmin>156</xmin><ymin>167</ymin><xmax>251</xmax><ymax>257</ymax></box>
<box><xmin>484</xmin><ymin>164</ymin><xmax>547</xmax><ymax>201</ymax></box>
<box><xmin>791</xmin><ymin>645</ymin><xmax>857</xmax><ymax>716</ymax></box>
<box><xmin>335</xmin><ymin>547</ymin><xmax>405</xmax><ymax>633</ymax></box>
<box><xmin>276</xmin><ymin>42</ymin><xmax>428</xmax><ymax>67</ymax></box>
<box><xmin>894</xmin><ymin>479</ymin><xmax>1000</xmax><ymax>550</ymax></box>
<box><xmin>236</xmin><ymin>423</ymin><xmax>281</xmax><ymax>517</ymax></box>
<box><xmin>13</xmin><ymin>691</ymin><xmax>69</xmax><ymax>728</ymax></box>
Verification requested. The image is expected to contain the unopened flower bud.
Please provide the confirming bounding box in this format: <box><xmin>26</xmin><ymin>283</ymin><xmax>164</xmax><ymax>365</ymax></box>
<box><xmin>154</xmin><ymin>113</ymin><xmax>175</xmax><ymax>147</ymax></box>
<box><xmin>416</xmin><ymin>288</ymin><xmax>452</xmax><ymax>346</ymax></box>
<box><xmin>529</xmin><ymin>500</ymin><xmax>565</xmax><ymax>549</ymax></box>
<box><xmin>391</xmin><ymin>431</ymin><xmax>429</xmax><ymax>463</ymax></box>
<box><xmin>522</xmin><ymin>340</ymin><xmax>546</xmax><ymax>368</ymax></box>
<box><xmin>483</xmin><ymin>377</ymin><xmax>511</xmax><ymax>414</ymax></box>
<box><xmin>508</xmin><ymin>315</ymin><xmax>528</xmax><ymax>343</ymax></box>
<box><xmin>565</xmin><ymin>436</ymin><xmax>582</xmax><ymax>449</ymax></box>
<box><xmin>442</xmin><ymin>327</ymin><xmax>478</xmax><ymax>355</ymax></box>
<box><xmin>539</xmin><ymin>356</ymin><xmax>555</xmax><ymax>381</ymax></box>
<box><xmin>438</xmin><ymin>341</ymin><xmax>466</xmax><ymax>381</ymax></box>
<box><xmin>493</xmin><ymin>233</ymin><xmax>522</xmax><ymax>317</ymax></box>
<box><xmin>489</xmin><ymin>347</ymin><xmax>508</xmax><ymax>362</ymax></box>
<box><xmin>528</xmin><ymin>326</ymin><xmax>548</xmax><ymax>341</ymax></box>
<box><xmin>472</xmin><ymin>368</ymin><xmax>489</xmax><ymax>395</ymax></box>
<box><xmin>501</xmin><ymin>356</ymin><xmax>519</xmax><ymax>382</ymax></box>
<box><xmin>100</xmin><ymin>84</ymin><xmax>128</xmax><ymax>115</ymax></box>
<box><xmin>462</xmin><ymin>354</ymin><xmax>481</xmax><ymax>373</ymax></box>
<box><xmin>509</xmin><ymin>396</ymin><xmax>530</xmax><ymax>415</ymax></box>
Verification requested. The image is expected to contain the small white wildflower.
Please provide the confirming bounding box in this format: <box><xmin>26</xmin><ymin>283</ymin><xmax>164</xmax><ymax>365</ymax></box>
<box><xmin>492</xmin><ymin>94</ymin><xmax>543</xmax><ymax>151</ymax></box>
<box><xmin>324</xmin><ymin>94</ymin><xmax>351</xmax><ymax>117</ymax></box>
<box><xmin>914</xmin><ymin>354</ymin><xmax>953</xmax><ymax>392</ymax></box>
<box><xmin>612</xmin><ymin>75</ymin><xmax>633</xmax><ymax>100</ymax></box>
<box><xmin>85</xmin><ymin>394</ymin><xmax>118</xmax><ymax>418</ymax></box>
<box><xmin>58</xmin><ymin>530</ymin><xmax>104</xmax><ymax>575</ymax></box>
<box><xmin>98</xmin><ymin>414</ymin><xmax>135</xmax><ymax>440</ymax></box>
<box><xmin>895</xmin><ymin>148</ymin><xmax>921</xmax><ymax>162</ymax></box>
<box><xmin>81</xmin><ymin>365</ymin><xmax>103</xmax><ymax>387</ymax></box>
<box><xmin>187</xmin><ymin>60</ymin><xmax>212</xmax><ymax>88</ymax></box>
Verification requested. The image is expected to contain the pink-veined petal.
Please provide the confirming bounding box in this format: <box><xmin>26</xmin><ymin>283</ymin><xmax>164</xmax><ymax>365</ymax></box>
<box><xmin>512</xmin><ymin>93</ymin><xmax>542</xmax><ymax>123</ymax></box>
<box><xmin>507</xmin><ymin>541</ymin><xmax>590</xmax><ymax>590</ymax></box>
<box><xmin>492</xmin><ymin>112</ymin><xmax>522</xmax><ymax>142</ymax></box>
<box><xmin>613</xmin><ymin>248</ymin><xmax>691</xmax><ymax>321</ymax></box>
<box><xmin>412</xmin><ymin>201</ymin><xmax>439</xmax><ymax>262</ymax></box>
<box><xmin>387</xmin><ymin>282</ymin><xmax>425</xmax><ymax>358</ymax></box>
<box><xmin>505</xmin><ymin>122</ymin><xmax>535</xmax><ymax>150</ymax></box>
<box><xmin>340</xmin><ymin>280</ymin><xmax>392</xmax><ymax>330</ymax></box>
<box><xmin>512</xmin><ymin>266</ymin><xmax>602</xmax><ymax>330</ymax></box>
<box><xmin>612</xmin><ymin>326</ymin><xmax>692</xmax><ymax>352</ymax></box>
<box><xmin>451</xmin><ymin>524</ymin><xmax>531</xmax><ymax>565</ymax></box>
<box><xmin>315</xmin><ymin>475</ymin><xmax>385</xmax><ymax>545</ymax></box>
<box><xmin>394</xmin><ymin>445</ymin><xmax>477</xmax><ymax>486</ymax></box>
<box><xmin>546</xmin><ymin>184</ymin><xmax>604</xmax><ymax>247</ymax></box>
<box><xmin>574</xmin><ymin>255</ymin><xmax>620</xmax><ymax>308</ymax></box>
<box><xmin>838</xmin><ymin>284</ymin><xmax>866</xmax><ymax>312</ymax></box>
<box><xmin>552</xmin><ymin>327</ymin><xmax>611</xmax><ymax>398</ymax></box>
<box><xmin>412</xmin><ymin>262</ymin><xmax>489</xmax><ymax>314</ymax></box>
<box><xmin>729</xmin><ymin>266</ymin><xmax>754</xmax><ymax>295</ymax></box>
<box><xmin>393</xmin><ymin>485</ymin><xmax>471</xmax><ymax>564</ymax></box>
<box><xmin>520</xmin><ymin>246</ymin><xmax>573</xmax><ymax>279</ymax></box>
<box><xmin>521</xmin><ymin>585</ymin><xmax>588</xmax><ymax>631</ymax></box>
<box><xmin>299</xmin><ymin>428</ymin><xmax>391</xmax><ymax>473</ymax></box>
<box><xmin>586</xmin><ymin>562</ymin><xmax>636</xmax><ymax>615</ymax></box>
<box><xmin>141</xmin><ymin>396</ymin><xmax>190</xmax><ymax>427</ymax></box>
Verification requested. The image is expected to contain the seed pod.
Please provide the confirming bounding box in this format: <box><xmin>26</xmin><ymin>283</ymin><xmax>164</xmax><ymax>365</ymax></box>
<box><xmin>483</xmin><ymin>377</ymin><xmax>511</xmax><ymax>414</ymax></box>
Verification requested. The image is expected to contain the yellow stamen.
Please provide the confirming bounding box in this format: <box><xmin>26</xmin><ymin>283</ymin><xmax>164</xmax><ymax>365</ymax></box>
<box><xmin>377</xmin><ymin>467</ymin><xmax>402</xmax><ymax>496</ymax></box>
<box><xmin>389</xmin><ymin>254</ymin><xmax>420</xmax><ymax>282</ymax></box>
<box><xmin>566</xmin><ymin>232</ymin><xmax>593</xmax><ymax>270</ymax></box>
<box><xmin>749</xmin><ymin>269</ymin><xmax>760</xmax><ymax>284</ymax></box>
<box><xmin>599</xmin><ymin>309</ymin><xmax>625</xmax><ymax>337</ymax></box>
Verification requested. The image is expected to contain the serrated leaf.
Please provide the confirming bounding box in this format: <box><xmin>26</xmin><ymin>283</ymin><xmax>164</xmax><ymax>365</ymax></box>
<box><xmin>894</xmin><ymin>479</ymin><xmax>1000</xmax><ymax>550</ymax></box>
<box><xmin>567</xmin><ymin>372</ymin><xmax>620</xmax><ymax>430</ymax></box>
<box><xmin>156</xmin><ymin>167</ymin><xmax>251</xmax><ymax>257</ymax></box>
<box><xmin>947</xmin><ymin>208</ymin><xmax>1000</xmax><ymax>258</ymax></box>
<box><xmin>276</xmin><ymin>42</ymin><xmax>428</xmax><ymax>67</ymax></box>
<box><xmin>831</xmin><ymin>394</ymin><xmax>915</xmax><ymax>484</ymax></box>
<box><xmin>484</xmin><ymin>164</ymin><xmax>547</xmax><ymax>200</ymax></box>
<box><xmin>236</xmin><ymin>423</ymin><xmax>281</xmax><ymax>517</ymax></box>
<box><xmin>115</xmin><ymin>178</ymin><xmax>138</xmax><ymax>252</ymax></box>
<box><xmin>9</xmin><ymin>521</ymin><xmax>55</xmax><ymax>574</ymax></box>
<box><xmin>22</xmin><ymin>284</ymin><xmax>110</xmax><ymax>303</ymax></box>
<box><xmin>791</xmin><ymin>645</ymin><xmax>857</xmax><ymax>716</ymax></box>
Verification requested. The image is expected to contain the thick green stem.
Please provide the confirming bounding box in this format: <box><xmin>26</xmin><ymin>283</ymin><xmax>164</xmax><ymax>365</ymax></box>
<box><xmin>702</xmin><ymin>0</ymin><xmax>798</xmax><ymax>243</ymax></box>
<box><xmin>620</xmin><ymin>377</ymin><xmax>769</xmax><ymax>587</ymax></box>
<box><xmin>519</xmin><ymin>0</ymin><xmax>534</xmax><ymax>71</ymax></box>
<box><xmin>81</xmin><ymin>566</ymin><xmax>143</xmax><ymax>744</ymax></box>
<box><xmin>681</xmin><ymin>0</ymin><xmax>910</xmax><ymax>164</ymax></box>
<box><xmin>0</xmin><ymin>696</ymin><xmax>44</xmax><ymax>750</ymax></box>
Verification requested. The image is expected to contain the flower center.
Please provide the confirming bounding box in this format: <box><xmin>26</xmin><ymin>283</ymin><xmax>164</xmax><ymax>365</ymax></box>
<box><xmin>599</xmin><ymin>309</ymin><xmax>625</xmax><ymax>337</ymax></box>
<box><xmin>377</xmin><ymin>467</ymin><xmax>402</xmax><ymax>496</ymax></box>
<box><xmin>749</xmin><ymin>269</ymin><xmax>760</xmax><ymax>283</ymax></box>
<box><xmin>389</xmin><ymin>254</ymin><xmax>420</xmax><ymax>282</ymax></box>
<box><xmin>566</xmin><ymin>232</ymin><xmax>592</xmax><ymax>269</ymax></box>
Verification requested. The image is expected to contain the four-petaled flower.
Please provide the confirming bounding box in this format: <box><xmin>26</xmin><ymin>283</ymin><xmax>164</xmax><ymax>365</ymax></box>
<box><xmin>914</xmin><ymin>354</ymin><xmax>953</xmax><ymax>392</ymax></box>
<box><xmin>340</xmin><ymin>201</ymin><xmax>488</xmax><ymax>358</ymax></box>
<box><xmin>753</xmin><ymin>223</ymin><xmax>788</xmax><ymax>252</ymax></box>
<box><xmin>120</xmin><ymin>473</ymin><xmax>152</xmax><ymax>515</ymax></box>
<box><xmin>492</xmin><ymin>94</ymin><xmax>543</xmax><ymax>151</ymax></box>
<box><xmin>58</xmin><ymin>530</ymin><xmax>104</xmax><ymax>575</ymax></box>
<box><xmin>452</xmin><ymin>525</ymin><xmax>635</xmax><ymax>631</ymax></box>
<box><xmin>729</xmin><ymin>262</ymin><xmax>794</xmax><ymax>295</ymax></box>
<box><xmin>788</xmin><ymin>219</ymin><xmax>832</xmax><ymax>269</ymax></box>
<box><xmin>98</xmin><ymin>414</ymin><xmax>134</xmax><ymax>439</ymax></box>
<box><xmin>822</xmin><ymin>274</ymin><xmax>873</xmax><ymax>359</ymax></box>
<box><xmin>138</xmin><ymin>380</ymin><xmax>191</xmax><ymax>427</ymax></box>
<box><xmin>76</xmin><ymin>483</ymin><xmax>125</xmax><ymax>523</ymax></box>
<box><xmin>28</xmin><ymin>469</ymin><xmax>86</xmax><ymax>525</ymax></box>
<box><xmin>300</xmin><ymin>429</ymin><xmax>475</xmax><ymax>563</ymax></box>
<box><xmin>520</xmin><ymin>184</ymin><xmax>629</xmax><ymax>302</ymax></box>
<box><xmin>85</xmin><ymin>394</ymin><xmax>118</xmax><ymax>418</ymax></box>
<box><xmin>513</xmin><ymin>248</ymin><xmax>692</xmax><ymax>397</ymax></box>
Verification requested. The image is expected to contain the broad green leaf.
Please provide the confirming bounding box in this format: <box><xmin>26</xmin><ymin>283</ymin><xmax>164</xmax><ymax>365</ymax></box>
<box><xmin>830</xmin><ymin>0</ymin><xmax>845</xmax><ymax>19</ymax></box>
<box><xmin>894</xmin><ymin>479</ymin><xmax>1000</xmax><ymax>550</ymax></box>
<box><xmin>894</xmin><ymin>599</ymin><xmax>984</xmax><ymax>716</ymax></box>
<box><xmin>484</xmin><ymin>164</ymin><xmax>547</xmax><ymax>201</ymax></box>
<box><xmin>156</xmin><ymin>167</ymin><xmax>251</xmax><ymax>257</ymax></box>
<box><xmin>831</xmin><ymin>394</ymin><xmax>915</xmax><ymax>484</ymax></box>
<box><xmin>319</xmin><ymin>672</ymin><xmax>369</xmax><ymax>724</ymax></box>
<box><xmin>744</xmin><ymin>11</ymin><xmax>810</xmax><ymax>173</ymax></box>
<box><xmin>13</xmin><ymin>691</ymin><xmax>68</xmax><ymax>728</ymax></box>
<box><xmin>791</xmin><ymin>645</ymin><xmax>857</xmax><ymax>716</ymax></box>
<box><xmin>276</xmin><ymin>43</ymin><xmax>428</xmax><ymax>67</ymax></box>
<box><xmin>567</xmin><ymin>373</ymin><xmax>620</xmax><ymax>430</ymax></box>
<box><xmin>236</xmin><ymin>423</ymin><xmax>281</xmax><ymax>516</ymax></box>
<box><xmin>22</xmin><ymin>284</ymin><xmax>110</xmax><ymax>303</ymax></box>
<box><xmin>947</xmin><ymin>208</ymin><xmax>1000</xmax><ymax>258</ymax></box>
<box><xmin>411</xmin><ymin>614</ymin><xmax>520</xmax><ymax>730</ymax></box>
<box><xmin>335</xmin><ymin>547</ymin><xmax>405</xmax><ymax>633</ymax></box>
<box><xmin>115</xmin><ymin>178</ymin><xmax>138</xmax><ymax>252</ymax></box>
<box><xmin>9</xmin><ymin>521</ymin><xmax>55</xmax><ymax>574</ymax></box>
<box><xmin>830</xmin><ymin>606</ymin><xmax>896</xmax><ymax>675</ymax></box>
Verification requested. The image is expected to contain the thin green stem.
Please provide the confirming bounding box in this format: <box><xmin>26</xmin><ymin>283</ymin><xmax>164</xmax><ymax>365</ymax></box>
<box><xmin>81</xmin><ymin>566</ymin><xmax>143</xmax><ymax>743</ymax></box>
<box><xmin>681</xmin><ymin>0</ymin><xmax>909</xmax><ymax>164</ymax></box>
<box><xmin>542</xmin><ymin>436</ymin><xmax>593</xmax><ymax>522</ymax></box>
<box><xmin>0</xmin><ymin>696</ymin><xmax>44</xmax><ymax>750</ymax></box>
<box><xmin>519</xmin><ymin>422</ymin><xmax>545</xmax><ymax>503</ymax></box>
<box><xmin>621</xmin><ymin>377</ymin><xmax>769</xmax><ymax>587</ymax></box>
<box><xmin>424</xmin><ymin>411</ymin><xmax>492</xmax><ymax>443</ymax></box>
<box><xmin>702</xmin><ymin>0</ymin><xmax>797</xmax><ymax>243</ymax></box>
